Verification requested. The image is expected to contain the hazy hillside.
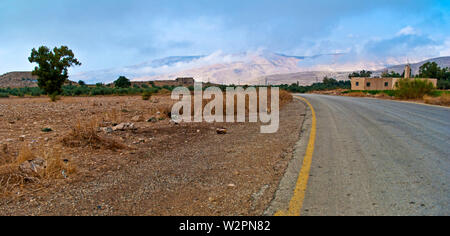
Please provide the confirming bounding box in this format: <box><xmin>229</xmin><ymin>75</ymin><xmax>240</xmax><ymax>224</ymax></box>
<box><xmin>380</xmin><ymin>57</ymin><xmax>450</xmax><ymax>75</ymax></box>
<box><xmin>254</xmin><ymin>71</ymin><xmax>351</xmax><ymax>85</ymax></box>
<box><xmin>132</xmin><ymin>51</ymin><xmax>305</xmax><ymax>85</ymax></box>
<box><xmin>0</xmin><ymin>72</ymin><xmax>38</xmax><ymax>88</ymax></box>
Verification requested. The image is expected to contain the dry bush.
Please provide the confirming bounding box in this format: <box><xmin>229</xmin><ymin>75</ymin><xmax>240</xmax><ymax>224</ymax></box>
<box><xmin>344</xmin><ymin>91</ymin><xmax>367</xmax><ymax>97</ymax></box>
<box><xmin>0</xmin><ymin>146</ymin><xmax>76</xmax><ymax>195</ymax></box>
<box><xmin>0</xmin><ymin>148</ymin><xmax>14</xmax><ymax>166</ymax></box>
<box><xmin>156</xmin><ymin>104</ymin><xmax>173</xmax><ymax>118</ymax></box>
<box><xmin>103</xmin><ymin>108</ymin><xmax>123</xmax><ymax>124</ymax></box>
<box><xmin>374</xmin><ymin>93</ymin><xmax>392</xmax><ymax>99</ymax></box>
<box><xmin>279</xmin><ymin>90</ymin><xmax>293</xmax><ymax>107</ymax></box>
<box><xmin>16</xmin><ymin>145</ymin><xmax>34</xmax><ymax>164</ymax></box>
<box><xmin>41</xmin><ymin>146</ymin><xmax>76</xmax><ymax>179</ymax></box>
<box><xmin>424</xmin><ymin>94</ymin><xmax>450</xmax><ymax>106</ymax></box>
<box><xmin>62</xmin><ymin>119</ymin><xmax>125</xmax><ymax>150</ymax></box>
<box><xmin>0</xmin><ymin>164</ymin><xmax>29</xmax><ymax>194</ymax></box>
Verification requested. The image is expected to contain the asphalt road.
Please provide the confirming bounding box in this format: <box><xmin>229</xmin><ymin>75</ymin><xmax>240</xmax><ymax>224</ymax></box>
<box><xmin>298</xmin><ymin>94</ymin><xmax>449</xmax><ymax>216</ymax></box>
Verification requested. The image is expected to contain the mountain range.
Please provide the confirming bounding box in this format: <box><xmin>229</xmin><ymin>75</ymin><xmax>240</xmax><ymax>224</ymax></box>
<box><xmin>73</xmin><ymin>51</ymin><xmax>350</xmax><ymax>85</ymax></box>
<box><xmin>378</xmin><ymin>57</ymin><xmax>450</xmax><ymax>76</ymax></box>
<box><xmin>3</xmin><ymin>52</ymin><xmax>450</xmax><ymax>88</ymax></box>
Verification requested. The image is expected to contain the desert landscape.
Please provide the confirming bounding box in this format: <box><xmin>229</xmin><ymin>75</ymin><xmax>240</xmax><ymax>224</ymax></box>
<box><xmin>0</xmin><ymin>93</ymin><xmax>304</xmax><ymax>215</ymax></box>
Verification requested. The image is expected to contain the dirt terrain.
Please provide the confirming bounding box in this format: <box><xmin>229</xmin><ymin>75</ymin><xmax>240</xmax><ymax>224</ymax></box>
<box><xmin>0</xmin><ymin>95</ymin><xmax>305</xmax><ymax>215</ymax></box>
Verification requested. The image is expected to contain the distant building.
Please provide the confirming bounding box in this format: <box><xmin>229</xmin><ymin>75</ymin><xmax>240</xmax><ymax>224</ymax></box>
<box><xmin>175</xmin><ymin>77</ymin><xmax>195</xmax><ymax>85</ymax></box>
<box><xmin>351</xmin><ymin>65</ymin><xmax>437</xmax><ymax>90</ymax></box>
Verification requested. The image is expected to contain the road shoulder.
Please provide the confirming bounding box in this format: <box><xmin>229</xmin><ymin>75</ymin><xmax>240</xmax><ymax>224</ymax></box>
<box><xmin>264</xmin><ymin>96</ymin><xmax>313</xmax><ymax>215</ymax></box>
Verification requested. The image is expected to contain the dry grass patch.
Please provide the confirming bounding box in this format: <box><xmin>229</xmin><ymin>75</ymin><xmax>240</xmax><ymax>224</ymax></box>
<box><xmin>344</xmin><ymin>91</ymin><xmax>367</xmax><ymax>97</ymax></box>
<box><xmin>424</xmin><ymin>94</ymin><xmax>450</xmax><ymax>106</ymax></box>
<box><xmin>0</xmin><ymin>145</ymin><xmax>76</xmax><ymax>195</ymax></box>
<box><xmin>61</xmin><ymin>119</ymin><xmax>126</xmax><ymax>150</ymax></box>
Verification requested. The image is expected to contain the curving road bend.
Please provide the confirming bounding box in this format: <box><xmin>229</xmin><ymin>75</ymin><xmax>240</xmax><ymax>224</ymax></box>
<box><xmin>298</xmin><ymin>94</ymin><xmax>450</xmax><ymax>216</ymax></box>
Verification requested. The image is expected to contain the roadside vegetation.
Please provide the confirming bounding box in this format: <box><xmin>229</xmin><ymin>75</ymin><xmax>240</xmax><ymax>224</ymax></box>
<box><xmin>277</xmin><ymin>77</ymin><xmax>351</xmax><ymax>93</ymax></box>
<box><xmin>416</xmin><ymin>62</ymin><xmax>450</xmax><ymax>89</ymax></box>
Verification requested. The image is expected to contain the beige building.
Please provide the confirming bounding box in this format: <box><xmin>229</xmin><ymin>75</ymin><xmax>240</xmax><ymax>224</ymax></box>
<box><xmin>351</xmin><ymin>65</ymin><xmax>437</xmax><ymax>90</ymax></box>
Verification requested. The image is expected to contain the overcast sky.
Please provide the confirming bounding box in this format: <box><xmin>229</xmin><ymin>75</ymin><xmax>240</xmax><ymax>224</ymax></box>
<box><xmin>1</xmin><ymin>0</ymin><xmax>449</xmax><ymax>77</ymax></box>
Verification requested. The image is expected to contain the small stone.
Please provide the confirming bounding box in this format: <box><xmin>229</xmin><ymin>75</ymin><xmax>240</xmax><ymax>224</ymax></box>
<box><xmin>19</xmin><ymin>135</ymin><xmax>26</xmax><ymax>142</ymax></box>
<box><xmin>216</xmin><ymin>128</ymin><xmax>227</xmax><ymax>134</ymax></box>
<box><xmin>227</xmin><ymin>184</ymin><xmax>236</xmax><ymax>188</ymax></box>
<box><xmin>41</xmin><ymin>128</ymin><xmax>53</xmax><ymax>133</ymax></box>
<box><xmin>147</xmin><ymin>117</ymin><xmax>157</xmax><ymax>123</ymax></box>
<box><xmin>112</xmin><ymin>123</ymin><xmax>135</xmax><ymax>131</ymax></box>
<box><xmin>101</xmin><ymin>127</ymin><xmax>113</xmax><ymax>134</ymax></box>
<box><xmin>19</xmin><ymin>158</ymin><xmax>47</xmax><ymax>175</ymax></box>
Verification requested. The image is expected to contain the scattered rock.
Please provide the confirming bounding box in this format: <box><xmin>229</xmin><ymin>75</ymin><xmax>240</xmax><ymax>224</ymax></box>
<box><xmin>41</xmin><ymin>128</ymin><xmax>53</xmax><ymax>133</ymax></box>
<box><xmin>147</xmin><ymin>117</ymin><xmax>157</xmax><ymax>123</ymax></box>
<box><xmin>19</xmin><ymin>158</ymin><xmax>47</xmax><ymax>175</ymax></box>
<box><xmin>216</xmin><ymin>128</ymin><xmax>227</xmax><ymax>134</ymax></box>
<box><xmin>227</xmin><ymin>183</ymin><xmax>236</xmax><ymax>188</ymax></box>
<box><xmin>131</xmin><ymin>115</ymin><xmax>145</xmax><ymax>122</ymax></box>
<box><xmin>19</xmin><ymin>135</ymin><xmax>26</xmax><ymax>142</ymax></box>
<box><xmin>101</xmin><ymin>127</ymin><xmax>113</xmax><ymax>134</ymax></box>
<box><xmin>112</xmin><ymin>123</ymin><xmax>136</xmax><ymax>131</ymax></box>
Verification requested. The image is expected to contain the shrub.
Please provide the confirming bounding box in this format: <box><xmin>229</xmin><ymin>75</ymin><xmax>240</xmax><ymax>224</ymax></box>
<box><xmin>114</xmin><ymin>76</ymin><xmax>131</xmax><ymax>88</ymax></box>
<box><xmin>142</xmin><ymin>90</ymin><xmax>152</xmax><ymax>100</ymax></box>
<box><xmin>395</xmin><ymin>79</ymin><xmax>435</xmax><ymax>99</ymax></box>
<box><xmin>49</xmin><ymin>92</ymin><xmax>60</xmax><ymax>102</ymax></box>
<box><xmin>0</xmin><ymin>93</ymin><xmax>9</xmax><ymax>98</ymax></box>
<box><xmin>424</xmin><ymin>94</ymin><xmax>450</xmax><ymax>106</ymax></box>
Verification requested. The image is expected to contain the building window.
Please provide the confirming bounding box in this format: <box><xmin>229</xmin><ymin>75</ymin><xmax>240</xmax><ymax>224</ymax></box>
<box><xmin>366</xmin><ymin>82</ymin><xmax>371</xmax><ymax>87</ymax></box>
<box><xmin>356</xmin><ymin>82</ymin><xmax>359</xmax><ymax>86</ymax></box>
<box><xmin>385</xmin><ymin>82</ymin><xmax>389</xmax><ymax>87</ymax></box>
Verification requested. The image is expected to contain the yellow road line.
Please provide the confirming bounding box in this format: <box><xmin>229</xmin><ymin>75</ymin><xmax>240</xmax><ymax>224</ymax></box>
<box><xmin>275</xmin><ymin>96</ymin><xmax>317</xmax><ymax>216</ymax></box>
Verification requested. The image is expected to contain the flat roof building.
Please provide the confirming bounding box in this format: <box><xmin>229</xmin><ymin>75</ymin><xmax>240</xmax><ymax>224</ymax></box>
<box><xmin>351</xmin><ymin>65</ymin><xmax>437</xmax><ymax>91</ymax></box>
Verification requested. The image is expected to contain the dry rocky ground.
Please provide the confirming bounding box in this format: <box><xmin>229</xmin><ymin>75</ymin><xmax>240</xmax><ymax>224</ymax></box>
<box><xmin>0</xmin><ymin>95</ymin><xmax>305</xmax><ymax>215</ymax></box>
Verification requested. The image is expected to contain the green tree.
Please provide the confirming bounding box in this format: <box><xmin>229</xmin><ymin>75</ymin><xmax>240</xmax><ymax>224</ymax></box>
<box><xmin>28</xmin><ymin>46</ymin><xmax>81</xmax><ymax>100</ymax></box>
<box><xmin>381</xmin><ymin>71</ymin><xmax>402</xmax><ymax>78</ymax></box>
<box><xmin>78</xmin><ymin>80</ymin><xmax>86</xmax><ymax>86</ymax></box>
<box><xmin>322</xmin><ymin>76</ymin><xmax>337</xmax><ymax>84</ymax></box>
<box><xmin>114</xmin><ymin>76</ymin><xmax>131</xmax><ymax>88</ymax></box>
<box><xmin>418</xmin><ymin>62</ymin><xmax>450</xmax><ymax>89</ymax></box>
<box><xmin>349</xmin><ymin>70</ymin><xmax>372</xmax><ymax>78</ymax></box>
<box><xmin>418</xmin><ymin>62</ymin><xmax>440</xmax><ymax>78</ymax></box>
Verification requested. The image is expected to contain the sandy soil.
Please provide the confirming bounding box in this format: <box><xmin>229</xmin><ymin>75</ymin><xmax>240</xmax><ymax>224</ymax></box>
<box><xmin>0</xmin><ymin>95</ymin><xmax>305</xmax><ymax>215</ymax></box>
